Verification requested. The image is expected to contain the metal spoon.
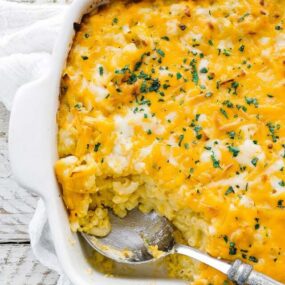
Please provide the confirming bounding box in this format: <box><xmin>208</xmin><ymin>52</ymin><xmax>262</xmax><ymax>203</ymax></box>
<box><xmin>82</xmin><ymin>209</ymin><xmax>282</xmax><ymax>285</ymax></box>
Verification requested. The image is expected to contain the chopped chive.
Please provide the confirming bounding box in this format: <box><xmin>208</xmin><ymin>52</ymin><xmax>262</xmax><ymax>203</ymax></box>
<box><xmin>211</xmin><ymin>152</ymin><xmax>221</xmax><ymax>168</ymax></box>
<box><xmin>251</xmin><ymin>157</ymin><xmax>258</xmax><ymax>167</ymax></box>
<box><xmin>99</xmin><ymin>66</ymin><xmax>104</xmax><ymax>76</ymax></box>
<box><xmin>278</xmin><ymin>200</ymin><xmax>285</xmax><ymax>208</ymax></box>
<box><xmin>94</xmin><ymin>143</ymin><xmax>101</xmax><ymax>152</ymax></box>
<box><xmin>178</xmin><ymin>134</ymin><xmax>184</xmax><ymax>147</ymax></box>
<box><xmin>228</xmin><ymin>146</ymin><xmax>240</xmax><ymax>157</ymax></box>
<box><xmin>200</xmin><ymin>67</ymin><xmax>208</xmax><ymax>74</ymax></box>
<box><xmin>112</xmin><ymin>17</ymin><xmax>118</xmax><ymax>24</ymax></box>
<box><xmin>225</xmin><ymin>186</ymin><xmax>235</xmax><ymax>195</ymax></box>
<box><xmin>190</xmin><ymin>59</ymin><xmax>199</xmax><ymax>85</ymax></box>
<box><xmin>161</xmin><ymin>36</ymin><xmax>170</xmax><ymax>41</ymax></box>
<box><xmin>239</xmin><ymin>45</ymin><xmax>245</xmax><ymax>52</ymax></box>
<box><xmin>156</xmin><ymin>49</ymin><xmax>165</xmax><ymax>57</ymax></box>
<box><xmin>176</xmin><ymin>72</ymin><xmax>182</xmax><ymax>80</ymax></box>
<box><xmin>249</xmin><ymin>256</ymin><xmax>258</xmax><ymax>263</ymax></box>
<box><xmin>220</xmin><ymin>108</ymin><xmax>229</xmax><ymax>119</ymax></box>
<box><xmin>229</xmin><ymin>242</ymin><xmax>237</xmax><ymax>255</ymax></box>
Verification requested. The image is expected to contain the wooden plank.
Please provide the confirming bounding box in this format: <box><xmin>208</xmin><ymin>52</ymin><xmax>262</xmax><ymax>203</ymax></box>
<box><xmin>0</xmin><ymin>244</ymin><xmax>59</xmax><ymax>285</ymax></box>
<box><xmin>0</xmin><ymin>102</ymin><xmax>39</xmax><ymax>242</ymax></box>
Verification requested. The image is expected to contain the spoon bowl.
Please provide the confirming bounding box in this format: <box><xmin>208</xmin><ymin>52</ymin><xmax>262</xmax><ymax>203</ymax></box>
<box><xmin>82</xmin><ymin>209</ymin><xmax>174</xmax><ymax>264</ymax></box>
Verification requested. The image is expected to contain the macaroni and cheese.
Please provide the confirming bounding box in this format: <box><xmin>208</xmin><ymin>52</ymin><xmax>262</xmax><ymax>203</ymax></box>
<box><xmin>55</xmin><ymin>0</ymin><xmax>285</xmax><ymax>283</ymax></box>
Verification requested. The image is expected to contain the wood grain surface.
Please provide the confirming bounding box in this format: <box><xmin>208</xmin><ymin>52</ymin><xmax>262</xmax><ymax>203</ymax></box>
<box><xmin>0</xmin><ymin>102</ymin><xmax>59</xmax><ymax>284</ymax></box>
<box><xmin>0</xmin><ymin>244</ymin><xmax>59</xmax><ymax>285</ymax></box>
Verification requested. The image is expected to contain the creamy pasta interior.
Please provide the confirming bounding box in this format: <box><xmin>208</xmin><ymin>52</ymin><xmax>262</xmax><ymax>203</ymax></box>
<box><xmin>55</xmin><ymin>0</ymin><xmax>285</xmax><ymax>283</ymax></box>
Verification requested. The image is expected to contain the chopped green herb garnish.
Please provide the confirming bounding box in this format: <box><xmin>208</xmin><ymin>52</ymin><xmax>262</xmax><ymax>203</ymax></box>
<box><xmin>112</xmin><ymin>17</ymin><xmax>118</xmax><ymax>24</ymax></box>
<box><xmin>251</xmin><ymin>157</ymin><xmax>259</xmax><ymax>167</ymax></box>
<box><xmin>149</xmin><ymin>79</ymin><xmax>161</xmax><ymax>92</ymax></box>
<box><xmin>115</xmin><ymin>65</ymin><xmax>130</xmax><ymax>74</ymax></box>
<box><xmin>161</xmin><ymin>36</ymin><xmax>170</xmax><ymax>41</ymax></box>
<box><xmin>74</xmin><ymin>103</ymin><xmax>82</xmax><ymax>109</ymax></box>
<box><xmin>208</xmin><ymin>73</ymin><xmax>215</xmax><ymax>80</ymax></box>
<box><xmin>134</xmin><ymin>61</ymin><xmax>142</xmax><ymax>71</ymax></box>
<box><xmin>278</xmin><ymin>200</ymin><xmax>285</xmax><ymax>208</ymax></box>
<box><xmin>220</xmin><ymin>108</ymin><xmax>229</xmax><ymax>119</ymax></box>
<box><xmin>211</xmin><ymin>152</ymin><xmax>221</xmax><ymax>168</ymax></box>
<box><xmin>239</xmin><ymin>45</ymin><xmax>245</xmax><ymax>52</ymax></box>
<box><xmin>190</xmin><ymin>59</ymin><xmax>199</xmax><ymax>85</ymax></box>
<box><xmin>200</xmin><ymin>67</ymin><xmax>208</xmax><ymax>74</ymax></box>
<box><xmin>94</xmin><ymin>143</ymin><xmax>101</xmax><ymax>152</ymax></box>
<box><xmin>184</xmin><ymin>143</ymin><xmax>190</xmax><ymax>149</ymax></box>
<box><xmin>225</xmin><ymin>186</ymin><xmax>235</xmax><ymax>195</ymax></box>
<box><xmin>176</xmin><ymin>72</ymin><xmax>182</xmax><ymax>80</ymax></box>
<box><xmin>245</xmin><ymin>97</ymin><xmax>259</xmax><ymax>108</ymax></box>
<box><xmin>231</xmin><ymin>81</ymin><xmax>239</xmax><ymax>95</ymax></box>
<box><xmin>99</xmin><ymin>66</ymin><xmax>104</xmax><ymax>76</ymax></box>
<box><xmin>228</xmin><ymin>146</ymin><xmax>240</xmax><ymax>157</ymax></box>
<box><xmin>156</xmin><ymin>49</ymin><xmax>165</xmax><ymax>57</ymax></box>
<box><xmin>223</xmin><ymin>49</ymin><xmax>231</xmax><ymax>56</ymax></box>
<box><xmin>223</xmin><ymin>100</ymin><xmax>234</xmax><ymax>108</ymax></box>
<box><xmin>236</xmin><ymin>104</ymin><xmax>247</xmax><ymax>112</ymax></box>
<box><xmin>238</xmin><ymin>12</ymin><xmax>250</xmax><ymax>23</ymax></box>
<box><xmin>127</xmin><ymin>73</ymin><xmax>137</xmax><ymax>84</ymax></box>
<box><xmin>249</xmin><ymin>256</ymin><xmax>258</xmax><ymax>263</ymax></box>
<box><xmin>267</xmin><ymin>122</ymin><xmax>280</xmax><ymax>142</ymax></box>
<box><xmin>227</xmin><ymin>131</ymin><xmax>236</xmax><ymax>139</ymax></box>
<box><xmin>178</xmin><ymin>134</ymin><xmax>184</xmax><ymax>147</ymax></box>
<box><xmin>229</xmin><ymin>242</ymin><xmax>237</xmax><ymax>255</ymax></box>
<box><xmin>140</xmin><ymin>81</ymin><xmax>148</xmax><ymax>93</ymax></box>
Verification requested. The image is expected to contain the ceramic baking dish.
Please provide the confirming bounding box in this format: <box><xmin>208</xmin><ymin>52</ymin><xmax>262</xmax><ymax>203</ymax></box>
<box><xmin>8</xmin><ymin>0</ymin><xmax>186</xmax><ymax>284</ymax></box>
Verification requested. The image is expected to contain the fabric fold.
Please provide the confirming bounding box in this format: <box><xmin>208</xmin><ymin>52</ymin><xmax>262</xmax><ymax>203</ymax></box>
<box><xmin>0</xmin><ymin>1</ymin><xmax>70</xmax><ymax>284</ymax></box>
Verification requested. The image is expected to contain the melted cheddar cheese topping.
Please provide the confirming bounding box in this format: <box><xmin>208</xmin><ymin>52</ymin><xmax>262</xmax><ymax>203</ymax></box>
<box><xmin>55</xmin><ymin>0</ymin><xmax>285</xmax><ymax>283</ymax></box>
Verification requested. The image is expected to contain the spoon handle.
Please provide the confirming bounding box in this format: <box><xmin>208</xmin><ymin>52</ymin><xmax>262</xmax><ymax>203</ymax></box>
<box><xmin>174</xmin><ymin>244</ymin><xmax>231</xmax><ymax>274</ymax></box>
<box><xmin>175</xmin><ymin>245</ymin><xmax>283</xmax><ymax>285</ymax></box>
<box><xmin>228</xmin><ymin>259</ymin><xmax>283</xmax><ymax>285</ymax></box>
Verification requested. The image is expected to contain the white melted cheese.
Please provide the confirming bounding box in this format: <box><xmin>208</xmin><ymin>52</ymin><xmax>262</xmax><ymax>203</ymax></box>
<box><xmin>265</xmin><ymin>159</ymin><xmax>284</xmax><ymax>175</ymax></box>
<box><xmin>200</xmin><ymin>140</ymin><xmax>221</xmax><ymax>162</ymax></box>
<box><xmin>166</xmin><ymin>19</ymin><xmax>179</xmax><ymax>35</ymax></box>
<box><xmin>239</xmin><ymin>195</ymin><xmax>254</xmax><ymax>208</ymax></box>
<box><xmin>235</xmin><ymin>140</ymin><xmax>265</xmax><ymax>167</ymax></box>
<box><xmin>270</xmin><ymin>176</ymin><xmax>285</xmax><ymax>195</ymax></box>
<box><xmin>81</xmin><ymin>79</ymin><xmax>109</xmax><ymax>102</ymax></box>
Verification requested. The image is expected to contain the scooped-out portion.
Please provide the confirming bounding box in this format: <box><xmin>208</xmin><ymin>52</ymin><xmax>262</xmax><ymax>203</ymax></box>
<box><xmin>55</xmin><ymin>0</ymin><xmax>285</xmax><ymax>283</ymax></box>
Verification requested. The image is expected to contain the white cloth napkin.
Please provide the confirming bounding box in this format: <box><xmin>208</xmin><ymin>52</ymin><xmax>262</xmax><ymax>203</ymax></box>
<box><xmin>0</xmin><ymin>1</ymin><xmax>72</xmax><ymax>284</ymax></box>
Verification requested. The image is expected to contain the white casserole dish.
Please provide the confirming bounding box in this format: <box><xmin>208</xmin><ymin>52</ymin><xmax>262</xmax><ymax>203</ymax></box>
<box><xmin>8</xmin><ymin>0</ymin><xmax>186</xmax><ymax>284</ymax></box>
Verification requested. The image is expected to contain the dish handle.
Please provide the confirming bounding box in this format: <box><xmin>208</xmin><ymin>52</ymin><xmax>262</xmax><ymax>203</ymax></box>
<box><xmin>9</xmin><ymin>76</ymin><xmax>56</xmax><ymax>199</ymax></box>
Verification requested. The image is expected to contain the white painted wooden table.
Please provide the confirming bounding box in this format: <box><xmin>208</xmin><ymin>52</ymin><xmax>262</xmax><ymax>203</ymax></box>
<box><xmin>0</xmin><ymin>102</ymin><xmax>59</xmax><ymax>284</ymax></box>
